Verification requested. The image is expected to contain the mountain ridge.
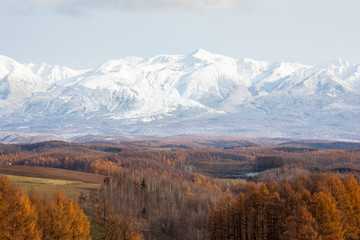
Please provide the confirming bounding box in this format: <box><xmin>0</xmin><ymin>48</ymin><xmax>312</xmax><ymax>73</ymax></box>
<box><xmin>0</xmin><ymin>50</ymin><xmax>359</xmax><ymax>140</ymax></box>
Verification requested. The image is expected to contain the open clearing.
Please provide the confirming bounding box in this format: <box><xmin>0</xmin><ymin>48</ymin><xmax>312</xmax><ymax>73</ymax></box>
<box><xmin>0</xmin><ymin>165</ymin><xmax>105</xmax><ymax>198</ymax></box>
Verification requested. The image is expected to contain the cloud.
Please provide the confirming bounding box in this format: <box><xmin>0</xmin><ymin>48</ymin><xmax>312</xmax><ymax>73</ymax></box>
<box><xmin>107</xmin><ymin>0</ymin><xmax>238</xmax><ymax>12</ymax></box>
<box><xmin>30</xmin><ymin>0</ymin><xmax>241</xmax><ymax>13</ymax></box>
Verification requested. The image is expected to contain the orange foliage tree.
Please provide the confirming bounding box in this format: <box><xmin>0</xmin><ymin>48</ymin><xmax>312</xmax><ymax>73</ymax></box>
<box><xmin>0</xmin><ymin>177</ymin><xmax>91</xmax><ymax>240</ymax></box>
<box><xmin>207</xmin><ymin>173</ymin><xmax>360</xmax><ymax>240</ymax></box>
<box><xmin>0</xmin><ymin>177</ymin><xmax>40</xmax><ymax>240</ymax></box>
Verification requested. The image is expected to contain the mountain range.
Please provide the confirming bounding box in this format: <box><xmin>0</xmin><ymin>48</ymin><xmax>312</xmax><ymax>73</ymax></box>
<box><xmin>0</xmin><ymin>49</ymin><xmax>360</xmax><ymax>141</ymax></box>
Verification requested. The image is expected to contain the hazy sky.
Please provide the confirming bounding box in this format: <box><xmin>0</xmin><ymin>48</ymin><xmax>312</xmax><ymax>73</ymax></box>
<box><xmin>0</xmin><ymin>0</ymin><xmax>359</xmax><ymax>69</ymax></box>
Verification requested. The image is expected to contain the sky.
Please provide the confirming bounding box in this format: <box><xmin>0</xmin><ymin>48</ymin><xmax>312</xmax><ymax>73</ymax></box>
<box><xmin>0</xmin><ymin>0</ymin><xmax>359</xmax><ymax>69</ymax></box>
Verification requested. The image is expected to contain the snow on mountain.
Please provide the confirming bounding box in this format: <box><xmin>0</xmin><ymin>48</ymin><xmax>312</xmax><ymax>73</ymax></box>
<box><xmin>26</xmin><ymin>62</ymin><xmax>90</xmax><ymax>84</ymax></box>
<box><xmin>320</xmin><ymin>59</ymin><xmax>360</xmax><ymax>87</ymax></box>
<box><xmin>0</xmin><ymin>50</ymin><xmax>359</xmax><ymax>140</ymax></box>
<box><xmin>0</xmin><ymin>55</ymin><xmax>44</xmax><ymax>99</ymax></box>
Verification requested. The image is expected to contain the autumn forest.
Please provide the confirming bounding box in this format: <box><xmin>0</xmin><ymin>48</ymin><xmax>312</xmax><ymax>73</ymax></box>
<box><xmin>1</xmin><ymin>139</ymin><xmax>360</xmax><ymax>239</ymax></box>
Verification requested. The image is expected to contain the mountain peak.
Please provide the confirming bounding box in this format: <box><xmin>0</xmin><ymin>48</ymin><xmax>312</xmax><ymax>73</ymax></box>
<box><xmin>190</xmin><ymin>48</ymin><xmax>215</xmax><ymax>59</ymax></box>
<box><xmin>0</xmin><ymin>55</ymin><xmax>28</xmax><ymax>77</ymax></box>
<box><xmin>321</xmin><ymin>59</ymin><xmax>353</xmax><ymax>69</ymax></box>
<box><xmin>0</xmin><ymin>55</ymin><xmax>18</xmax><ymax>68</ymax></box>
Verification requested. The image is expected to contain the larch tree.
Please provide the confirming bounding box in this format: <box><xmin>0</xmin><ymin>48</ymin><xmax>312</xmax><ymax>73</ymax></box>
<box><xmin>91</xmin><ymin>199</ymin><xmax>144</xmax><ymax>240</ymax></box>
<box><xmin>311</xmin><ymin>191</ymin><xmax>344</xmax><ymax>240</ymax></box>
<box><xmin>324</xmin><ymin>173</ymin><xmax>358</xmax><ymax>240</ymax></box>
<box><xmin>343</xmin><ymin>174</ymin><xmax>360</xmax><ymax>239</ymax></box>
<box><xmin>232</xmin><ymin>192</ymin><xmax>245</xmax><ymax>240</ymax></box>
<box><xmin>0</xmin><ymin>176</ymin><xmax>40</xmax><ymax>240</ymax></box>
<box><xmin>38</xmin><ymin>190</ymin><xmax>90</xmax><ymax>240</ymax></box>
<box><xmin>282</xmin><ymin>206</ymin><xmax>319</xmax><ymax>240</ymax></box>
<box><xmin>266</xmin><ymin>191</ymin><xmax>282</xmax><ymax>240</ymax></box>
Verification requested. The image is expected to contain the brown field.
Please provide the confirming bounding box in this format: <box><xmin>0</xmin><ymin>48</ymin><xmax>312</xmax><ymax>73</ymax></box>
<box><xmin>0</xmin><ymin>165</ymin><xmax>105</xmax><ymax>198</ymax></box>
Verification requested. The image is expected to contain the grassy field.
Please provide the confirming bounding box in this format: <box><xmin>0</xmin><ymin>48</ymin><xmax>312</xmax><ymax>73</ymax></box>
<box><xmin>0</xmin><ymin>165</ymin><xmax>104</xmax><ymax>199</ymax></box>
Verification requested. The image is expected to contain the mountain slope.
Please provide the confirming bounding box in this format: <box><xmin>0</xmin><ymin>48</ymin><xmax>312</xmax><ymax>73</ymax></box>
<box><xmin>0</xmin><ymin>50</ymin><xmax>359</xmax><ymax>140</ymax></box>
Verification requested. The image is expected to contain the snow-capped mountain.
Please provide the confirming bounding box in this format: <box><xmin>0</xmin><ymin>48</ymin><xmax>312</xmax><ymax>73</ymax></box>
<box><xmin>0</xmin><ymin>49</ymin><xmax>359</xmax><ymax>140</ymax></box>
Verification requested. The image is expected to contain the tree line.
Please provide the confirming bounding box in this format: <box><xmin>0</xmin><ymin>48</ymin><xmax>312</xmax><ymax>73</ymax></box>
<box><xmin>207</xmin><ymin>173</ymin><xmax>360</xmax><ymax>240</ymax></box>
<box><xmin>1</xmin><ymin>142</ymin><xmax>360</xmax><ymax>176</ymax></box>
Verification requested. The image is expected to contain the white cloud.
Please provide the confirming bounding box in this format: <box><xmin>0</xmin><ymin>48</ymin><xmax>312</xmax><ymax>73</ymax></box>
<box><xmin>108</xmin><ymin>0</ymin><xmax>238</xmax><ymax>12</ymax></box>
<box><xmin>30</xmin><ymin>0</ymin><xmax>241</xmax><ymax>13</ymax></box>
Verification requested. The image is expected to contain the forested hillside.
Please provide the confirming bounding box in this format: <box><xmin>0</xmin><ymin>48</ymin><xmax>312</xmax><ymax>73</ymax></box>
<box><xmin>1</xmin><ymin>140</ymin><xmax>360</xmax><ymax>239</ymax></box>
